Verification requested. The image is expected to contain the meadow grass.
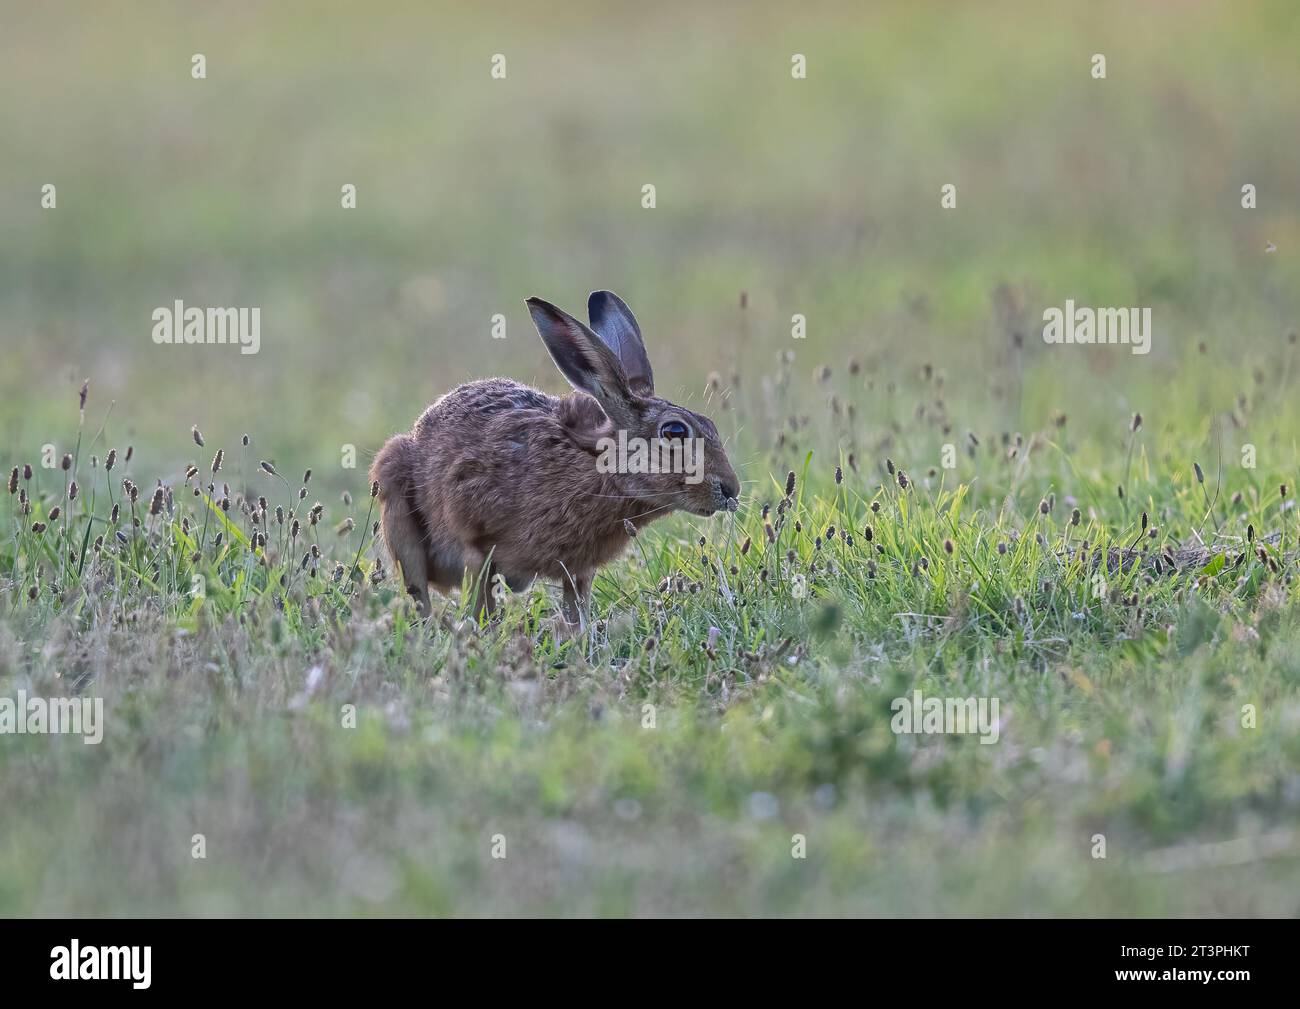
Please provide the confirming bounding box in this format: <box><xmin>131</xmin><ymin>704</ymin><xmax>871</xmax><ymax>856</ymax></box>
<box><xmin>3</xmin><ymin>348</ymin><xmax>1300</xmax><ymax>915</ymax></box>
<box><xmin>2</xmin><ymin>0</ymin><xmax>1299</xmax><ymax>915</ymax></box>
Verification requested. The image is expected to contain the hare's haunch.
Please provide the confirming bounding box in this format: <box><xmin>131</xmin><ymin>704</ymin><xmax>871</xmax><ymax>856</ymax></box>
<box><xmin>371</xmin><ymin>291</ymin><xmax>740</xmax><ymax>633</ymax></box>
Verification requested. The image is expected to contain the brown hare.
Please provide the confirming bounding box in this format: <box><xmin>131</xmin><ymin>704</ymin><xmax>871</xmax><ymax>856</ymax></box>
<box><xmin>370</xmin><ymin>291</ymin><xmax>740</xmax><ymax>634</ymax></box>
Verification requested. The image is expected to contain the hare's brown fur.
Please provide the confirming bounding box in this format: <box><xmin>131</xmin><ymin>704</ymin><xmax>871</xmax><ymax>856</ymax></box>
<box><xmin>370</xmin><ymin>293</ymin><xmax>739</xmax><ymax>631</ymax></box>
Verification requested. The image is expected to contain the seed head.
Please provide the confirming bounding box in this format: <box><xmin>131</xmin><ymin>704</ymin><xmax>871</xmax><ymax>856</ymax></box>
<box><xmin>191</xmin><ymin>425</ymin><xmax>204</xmax><ymax>447</ymax></box>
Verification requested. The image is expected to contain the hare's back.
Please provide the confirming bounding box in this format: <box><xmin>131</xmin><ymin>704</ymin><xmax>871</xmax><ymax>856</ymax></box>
<box><xmin>414</xmin><ymin>378</ymin><xmax>556</xmax><ymax>438</ymax></box>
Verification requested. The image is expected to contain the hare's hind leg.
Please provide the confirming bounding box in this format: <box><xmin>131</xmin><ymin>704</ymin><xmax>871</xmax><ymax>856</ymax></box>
<box><xmin>371</xmin><ymin>435</ymin><xmax>432</xmax><ymax>617</ymax></box>
<box><xmin>377</xmin><ymin>497</ymin><xmax>431</xmax><ymax>617</ymax></box>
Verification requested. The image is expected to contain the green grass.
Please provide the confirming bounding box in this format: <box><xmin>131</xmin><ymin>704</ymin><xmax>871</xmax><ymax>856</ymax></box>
<box><xmin>2</xmin><ymin>0</ymin><xmax>1300</xmax><ymax>916</ymax></box>
<box><xmin>4</xmin><ymin>361</ymin><xmax>1300</xmax><ymax>915</ymax></box>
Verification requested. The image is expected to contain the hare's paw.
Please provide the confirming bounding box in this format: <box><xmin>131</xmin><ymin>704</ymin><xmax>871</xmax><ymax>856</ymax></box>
<box><xmin>542</xmin><ymin>612</ymin><xmax>584</xmax><ymax>643</ymax></box>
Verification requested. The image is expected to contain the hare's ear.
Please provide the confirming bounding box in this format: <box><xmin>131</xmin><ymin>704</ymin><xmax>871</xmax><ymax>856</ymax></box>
<box><xmin>526</xmin><ymin>298</ymin><xmax>640</xmax><ymax>426</ymax></box>
<box><xmin>588</xmin><ymin>290</ymin><xmax>654</xmax><ymax>397</ymax></box>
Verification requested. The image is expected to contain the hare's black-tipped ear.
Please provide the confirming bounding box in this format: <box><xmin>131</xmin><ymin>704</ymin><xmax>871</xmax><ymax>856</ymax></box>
<box><xmin>588</xmin><ymin>290</ymin><xmax>654</xmax><ymax>397</ymax></box>
<box><xmin>526</xmin><ymin>297</ymin><xmax>640</xmax><ymax>426</ymax></box>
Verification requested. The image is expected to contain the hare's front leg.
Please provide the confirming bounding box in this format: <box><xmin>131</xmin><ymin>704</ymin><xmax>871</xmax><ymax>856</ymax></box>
<box><xmin>559</xmin><ymin>571</ymin><xmax>592</xmax><ymax>637</ymax></box>
<box><xmin>459</xmin><ymin>548</ymin><xmax>501</xmax><ymax>620</ymax></box>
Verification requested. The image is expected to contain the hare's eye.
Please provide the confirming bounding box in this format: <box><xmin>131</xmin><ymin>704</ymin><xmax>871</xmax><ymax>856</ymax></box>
<box><xmin>659</xmin><ymin>420</ymin><xmax>691</xmax><ymax>440</ymax></box>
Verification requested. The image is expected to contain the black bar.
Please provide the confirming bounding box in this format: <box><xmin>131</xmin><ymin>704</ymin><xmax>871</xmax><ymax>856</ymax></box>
<box><xmin>0</xmin><ymin>919</ymin><xmax>1284</xmax><ymax>994</ymax></box>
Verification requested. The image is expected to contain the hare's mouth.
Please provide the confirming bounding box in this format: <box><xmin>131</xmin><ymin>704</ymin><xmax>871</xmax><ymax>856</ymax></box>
<box><xmin>691</xmin><ymin>487</ymin><xmax>739</xmax><ymax>517</ymax></box>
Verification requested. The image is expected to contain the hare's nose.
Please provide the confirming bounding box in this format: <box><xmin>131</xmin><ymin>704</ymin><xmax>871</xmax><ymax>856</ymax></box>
<box><xmin>720</xmin><ymin>479</ymin><xmax>739</xmax><ymax>501</ymax></box>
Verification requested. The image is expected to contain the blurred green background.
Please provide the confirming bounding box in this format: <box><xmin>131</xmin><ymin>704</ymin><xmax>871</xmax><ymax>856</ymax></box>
<box><xmin>3</xmin><ymin>0</ymin><xmax>1300</xmax><ymax>919</ymax></box>
<box><xmin>2</xmin><ymin>0</ymin><xmax>1297</xmax><ymax>477</ymax></box>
